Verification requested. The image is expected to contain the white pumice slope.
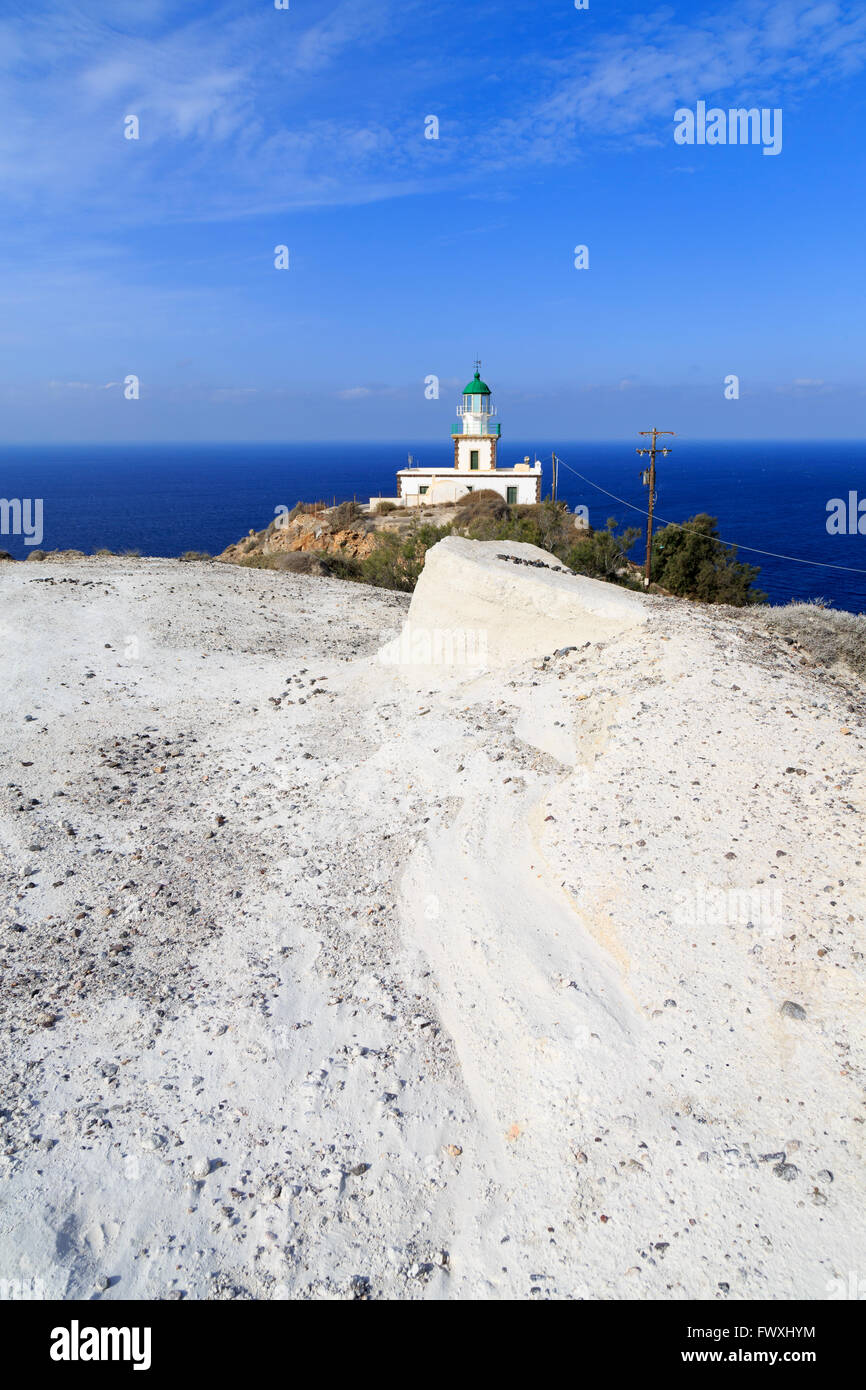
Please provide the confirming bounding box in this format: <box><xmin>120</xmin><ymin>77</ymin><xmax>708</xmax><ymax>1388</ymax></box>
<box><xmin>0</xmin><ymin>544</ymin><xmax>863</xmax><ymax>1301</ymax></box>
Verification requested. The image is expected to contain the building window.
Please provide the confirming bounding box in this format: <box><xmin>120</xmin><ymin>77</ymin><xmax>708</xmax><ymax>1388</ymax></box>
<box><xmin>466</xmin><ymin>486</ymin><xmax>473</xmax><ymax>493</ymax></box>
<box><xmin>507</xmin><ymin>486</ymin><xmax>517</xmax><ymax>504</ymax></box>
<box><xmin>419</xmin><ymin>486</ymin><xmax>428</xmax><ymax>495</ymax></box>
<box><xmin>470</xmin><ymin>450</ymin><xmax>479</xmax><ymax>469</ymax></box>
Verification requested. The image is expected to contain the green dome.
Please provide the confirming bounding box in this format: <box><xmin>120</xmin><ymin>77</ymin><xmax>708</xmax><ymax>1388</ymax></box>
<box><xmin>463</xmin><ymin>370</ymin><xmax>491</xmax><ymax>395</ymax></box>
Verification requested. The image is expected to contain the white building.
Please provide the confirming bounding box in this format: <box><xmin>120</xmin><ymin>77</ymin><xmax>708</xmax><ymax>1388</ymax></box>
<box><xmin>370</xmin><ymin>364</ymin><xmax>542</xmax><ymax>509</ymax></box>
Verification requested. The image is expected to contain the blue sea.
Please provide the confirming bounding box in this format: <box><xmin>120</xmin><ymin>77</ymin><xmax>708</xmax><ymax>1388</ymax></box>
<box><xmin>1</xmin><ymin>441</ymin><xmax>864</xmax><ymax>611</ymax></box>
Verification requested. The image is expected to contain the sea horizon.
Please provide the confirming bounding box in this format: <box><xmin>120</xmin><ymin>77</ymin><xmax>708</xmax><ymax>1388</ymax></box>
<box><xmin>2</xmin><ymin>438</ymin><xmax>864</xmax><ymax>612</ymax></box>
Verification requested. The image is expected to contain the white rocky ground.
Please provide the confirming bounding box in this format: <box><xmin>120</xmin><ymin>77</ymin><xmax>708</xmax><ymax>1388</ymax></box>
<box><xmin>0</xmin><ymin>539</ymin><xmax>864</xmax><ymax>1301</ymax></box>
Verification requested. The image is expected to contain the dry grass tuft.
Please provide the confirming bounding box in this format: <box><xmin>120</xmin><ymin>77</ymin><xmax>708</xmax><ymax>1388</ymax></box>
<box><xmin>752</xmin><ymin>600</ymin><xmax>866</xmax><ymax>680</ymax></box>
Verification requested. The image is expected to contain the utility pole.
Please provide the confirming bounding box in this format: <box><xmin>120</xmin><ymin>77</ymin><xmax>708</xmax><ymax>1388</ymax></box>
<box><xmin>551</xmin><ymin>452</ymin><xmax>559</xmax><ymax>503</ymax></box>
<box><xmin>636</xmin><ymin>428</ymin><xmax>675</xmax><ymax>588</ymax></box>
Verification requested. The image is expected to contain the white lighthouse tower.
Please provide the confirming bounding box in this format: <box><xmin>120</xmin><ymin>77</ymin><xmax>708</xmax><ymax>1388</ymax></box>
<box><xmin>374</xmin><ymin>361</ymin><xmax>542</xmax><ymax>509</ymax></box>
<box><xmin>452</xmin><ymin>361</ymin><xmax>499</xmax><ymax>472</ymax></box>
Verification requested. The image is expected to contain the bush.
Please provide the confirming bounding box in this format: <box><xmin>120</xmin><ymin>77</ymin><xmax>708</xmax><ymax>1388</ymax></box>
<box><xmin>270</xmin><ymin>551</ymin><xmax>332</xmax><ymax>576</ymax></box>
<box><xmin>566</xmin><ymin>517</ymin><xmax>643</xmax><ymax>582</ymax></box>
<box><xmin>455</xmin><ymin>492</ymin><xmax>509</xmax><ymax>531</ymax></box>
<box><xmin>328</xmin><ymin>500</ymin><xmax>363</xmax><ymax>529</ymax></box>
<box><xmin>357</xmin><ymin>522</ymin><xmax>452</xmax><ymax>591</ymax></box>
<box><xmin>179</xmin><ymin>550</ymin><xmax>211</xmax><ymax>562</ymax></box>
<box><xmin>373</xmin><ymin>500</ymin><xmax>398</xmax><ymax>515</ymax></box>
<box><xmin>651</xmin><ymin>514</ymin><xmax>766</xmax><ymax>605</ymax></box>
<box><xmin>455</xmin><ymin>488</ymin><xmax>504</xmax><ymax>507</ymax></box>
<box><xmin>236</xmin><ymin>553</ymin><xmax>272</xmax><ymax>569</ymax></box>
<box><xmin>325</xmin><ymin>552</ymin><xmax>365</xmax><ymax>582</ymax></box>
<box><xmin>457</xmin><ymin>498</ymin><xmax>576</xmax><ymax>553</ymax></box>
<box><xmin>287</xmin><ymin>501</ymin><xmax>328</xmax><ymax>521</ymax></box>
<box><xmin>522</xmin><ymin>499</ymin><xmax>577</xmax><ymax>554</ymax></box>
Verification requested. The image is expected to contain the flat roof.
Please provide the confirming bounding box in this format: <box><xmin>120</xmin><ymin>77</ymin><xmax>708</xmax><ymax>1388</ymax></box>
<box><xmin>397</xmin><ymin>466</ymin><xmax>540</xmax><ymax>475</ymax></box>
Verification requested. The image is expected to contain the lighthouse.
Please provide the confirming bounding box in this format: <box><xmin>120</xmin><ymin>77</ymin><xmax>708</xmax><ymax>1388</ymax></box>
<box><xmin>373</xmin><ymin>362</ymin><xmax>542</xmax><ymax>509</ymax></box>
<box><xmin>452</xmin><ymin>362</ymin><xmax>500</xmax><ymax>472</ymax></box>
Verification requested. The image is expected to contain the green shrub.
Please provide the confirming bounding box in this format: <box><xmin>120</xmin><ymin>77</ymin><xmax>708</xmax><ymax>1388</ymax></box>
<box><xmin>357</xmin><ymin>522</ymin><xmax>452</xmax><ymax>591</ymax></box>
<box><xmin>651</xmin><ymin>514</ymin><xmax>766</xmax><ymax>605</ymax></box>
<box><xmin>457</xmin><ymin>498</ymin><xmax>575</xmax><ymax>554</ymax></box>
<box><xmin>565</xmin><ymin>517</ymin><xmax>643</xmax><ymax>583</ymax></box>
<box><xmin>322</xmin><ymin>552</ymin><xmax>364</xmax><ymax>582</ymax></box>
<box><xmin>179</xmin><ymin>550</ymin><xmax>212</xmax><ymax>562</ymax></box>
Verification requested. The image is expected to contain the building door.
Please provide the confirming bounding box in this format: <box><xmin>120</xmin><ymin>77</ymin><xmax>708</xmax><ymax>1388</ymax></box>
<box><xmin>507</xmin><ymin>486</ymin><xmax>517</xmax><ymax>504</ymax></box>
<box><xmin>470</xmin><ymin>450</ymin><xmax>479</xmax><ymax>469</ymax></box>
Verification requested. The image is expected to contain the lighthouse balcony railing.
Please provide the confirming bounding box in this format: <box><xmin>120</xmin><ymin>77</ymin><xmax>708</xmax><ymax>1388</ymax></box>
<box><xmin>451</xmin><ymin>422</ymin><xmax>500</xmax><ymax>437</ymax></box>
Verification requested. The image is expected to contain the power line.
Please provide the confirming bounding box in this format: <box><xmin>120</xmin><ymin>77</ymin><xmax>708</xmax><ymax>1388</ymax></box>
<box><xmin>554</xmin><ymin>453</ymin><xmax>866</xmax><ymax>577</ymax></box>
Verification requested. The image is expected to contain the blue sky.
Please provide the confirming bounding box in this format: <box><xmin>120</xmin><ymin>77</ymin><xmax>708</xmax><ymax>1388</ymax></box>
<box><xmin>1</xmin><ymin>0</ymin><xmax>864</xmax><ymax>441</ymax></box>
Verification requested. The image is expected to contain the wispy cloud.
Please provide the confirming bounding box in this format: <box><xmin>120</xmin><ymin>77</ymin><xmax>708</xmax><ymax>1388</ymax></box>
<box><xmin>46</xmin><ymin>380</ymin><xmax>119</xmax><ymax>391</ymax></box>
<box><xmin>488</xmin><ymin>0</ymin><xmax>866</xmax><ymax>162</ymax></box>
<box><xmin>0</xmin><ymin>0</ymin><xmax>429</xmax><ymax>226</ymax></box>
<box><xmin>335</xmin><ymin>384</ymin><xmax>405</xmax><ymax>400</ymax></box>
<box><xmin>1</xmin><ymin>0</ymin><xmax>864</xmax><ymax>441</ymax></box>
<box><xmin>1</xmin><ymin>0</ymin><xmax>863</xmax><ymax>232</ymax></box>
